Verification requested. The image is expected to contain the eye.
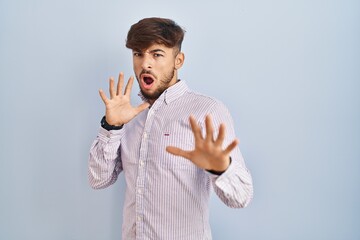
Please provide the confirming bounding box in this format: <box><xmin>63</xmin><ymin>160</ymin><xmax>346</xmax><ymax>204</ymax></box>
<box><xmin>133</xmin><ymin>52</ymin><xmax>142</xmax><ymax>57</ymax></box>
<box><xmin>154</xmin><ymin>53</ymin><xmax>163</xmax><ymax>57</ymax></box>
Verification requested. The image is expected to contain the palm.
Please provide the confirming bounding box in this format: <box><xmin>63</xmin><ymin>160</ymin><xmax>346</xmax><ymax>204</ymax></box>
<box><xmin>183</xmin><ymin>138</ymin><xmax>230</xmax><ymax>171</ymax></box>
<box><xmin>166</xmin><ymin>115</ymin><xmax>239</xmax><ymax>172</ymax></box>
<box><xmin>99</xmin><ymin>73</ymin><xmax>149</xmax><ymax>126</ymax></box>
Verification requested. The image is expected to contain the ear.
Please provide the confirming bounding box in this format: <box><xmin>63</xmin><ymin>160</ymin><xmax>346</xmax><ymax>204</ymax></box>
<box><xmin>174</xmin><ymin>52</ymin><xmax>185</xmax><ymax>70</ymax></box>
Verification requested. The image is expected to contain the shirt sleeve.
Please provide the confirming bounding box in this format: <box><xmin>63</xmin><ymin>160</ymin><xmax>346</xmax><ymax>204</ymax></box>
<box><xmin>88</xmin><ymin>126</ymin><xmax>124</xmax><ymax>189</ymax></box>
<box><xmin>207</xmin><ymin>101</ymin><xmax>254</xmax><ymax>208</ymax></box>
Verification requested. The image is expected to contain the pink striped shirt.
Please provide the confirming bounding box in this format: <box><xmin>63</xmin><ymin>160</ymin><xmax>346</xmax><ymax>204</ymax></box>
<box><xmin>88</xmin><ymin>80</ymin><xmax>253</xmax><ymax>240</ymax></box>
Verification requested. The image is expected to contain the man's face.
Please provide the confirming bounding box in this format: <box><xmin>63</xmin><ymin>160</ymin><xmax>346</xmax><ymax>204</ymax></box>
<box><xmin>133</xmin><ymin>44</ymin><xmax>183</xmax><ymax>102</ymax></box>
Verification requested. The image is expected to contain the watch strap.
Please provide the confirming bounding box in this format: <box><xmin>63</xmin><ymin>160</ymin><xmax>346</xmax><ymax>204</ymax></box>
<box><xmin>101</xmin><ymin>116</ymin><xmax>124</xmax><ymax>131</ymax></box>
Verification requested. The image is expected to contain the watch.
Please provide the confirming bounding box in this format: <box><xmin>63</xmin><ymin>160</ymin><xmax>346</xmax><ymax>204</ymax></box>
<box><xmin>206</xmin><ymin>157</ymin><xmax>232</xmax><ymax>175</ymax></box>
<box><xmin>101</xmin><ymin>116</ymin><xmax>123</xmax><ymax>131</ymax></box>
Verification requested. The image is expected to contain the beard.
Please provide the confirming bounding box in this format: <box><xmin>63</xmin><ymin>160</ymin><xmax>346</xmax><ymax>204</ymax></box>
<box><xmin>137</xmin><ymin>68</ymin><xmax>175</xmax><ymax>101</ymax></box>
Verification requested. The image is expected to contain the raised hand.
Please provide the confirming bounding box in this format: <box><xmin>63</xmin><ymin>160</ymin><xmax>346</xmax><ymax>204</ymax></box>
<box><xmin>166</xmin><ymin>115</ymin><xmax>239</xmax><ymax>172</ymax></box>
<box><xmin>99</xmin><ymin>72</ymin><xmax>150</xmax><ymax>126</ymax></box>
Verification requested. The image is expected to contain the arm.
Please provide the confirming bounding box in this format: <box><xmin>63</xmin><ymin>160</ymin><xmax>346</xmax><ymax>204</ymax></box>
<box><xmin>88</xmin><ymin>73</ymin><xmax>149</xmax><ymax>189</ymax></box>
<box><xmin>88</xmin><ymin>126</ymin><xmax>123</xmax><ymax>189</ymax></box>
<box><xmin>166</xmin><ymin>102</ymin><xmax>253</xmax><ymax>208</ymax></box>
<box><xmin>209</xmin><ymin>156</ymin><xmax>253</xmax><ymax>208</ymax></box>
<box><xmin>207</xmin><ymin>102</ymin><xmax>253</xmax><ymax>208</ymax></box>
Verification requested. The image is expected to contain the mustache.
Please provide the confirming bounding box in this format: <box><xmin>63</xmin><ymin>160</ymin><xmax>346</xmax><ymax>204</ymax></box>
<box><xmin>140</xmin><ymin>70</ymin><xmax>156</xmax><ymax>78</ymax></box>
<box><xmin>137</xmin><ymin>69</ymin><xmax>157</xmax><ymax>80</ymax></box>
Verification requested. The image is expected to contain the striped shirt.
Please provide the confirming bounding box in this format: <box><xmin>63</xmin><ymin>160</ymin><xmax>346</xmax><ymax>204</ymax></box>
<box><xmin>88</xmin><ymin>80</ymin><xmax>253</xmax><ymax>240</ymax></box>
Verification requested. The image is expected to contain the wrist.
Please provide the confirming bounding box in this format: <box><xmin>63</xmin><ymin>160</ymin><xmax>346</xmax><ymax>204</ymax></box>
<box><xmin>206</xmin><ymin>157</ymin><xmax>232</xmax><ymax>176</ymax></box>
<box><xmin>101</xmin><ymin>116</ymin><xmax>124</xmax><ymax>131</ymax></box>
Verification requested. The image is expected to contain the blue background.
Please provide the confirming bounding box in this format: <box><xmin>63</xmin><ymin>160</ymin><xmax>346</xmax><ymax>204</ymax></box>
<box><xmin>0</xmin><ymin>0</ymin><xmax>359</xmax><ymax>239</ymax></box>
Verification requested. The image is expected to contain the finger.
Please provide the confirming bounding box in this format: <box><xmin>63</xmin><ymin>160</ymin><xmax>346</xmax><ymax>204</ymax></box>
<box><xmin>215</xmin><ymin>123</ymin><xmax>226</xmax><ymax>145</ymax></box>
<box><xmin>205</xmin><ymin>115</ymin><xmax>214</xmax><ymax>142</ymax></box>
<box><xmin>189</xmin><ymin>115</ymin><xmax>203</xmax><ymax>140</ymax></box>
<box><xmin>98</xmin><ymin>89</ymin><xmax>108</xmax><ymax>104</ymax></box>
<box><xmin>223</xmin><ymin>138</ymin><xmax>239</xmax><ymax>155</ymax></box>
<box><xmin>109</xmin><ymin>77</ymin><xmax>116</xmax><ymax>99</ymax></box>
<box><xmin>136</xmin><ymin>102</ymin><xmax>150</xmax><ymax>113</ymax></box>
<box><xmin>166</xmin><ymin>146</ymin><xmax>192</xmax><ymax>160</ymax></box>
<box><xmin>124</xmin><ymin>76</ymin><xmax>134</xmax><ymax>96</ymax></box>
<box><xmin>116</xmin><ymin>72</ymin><xmax>124</xmax><ymax>95</ymax></box>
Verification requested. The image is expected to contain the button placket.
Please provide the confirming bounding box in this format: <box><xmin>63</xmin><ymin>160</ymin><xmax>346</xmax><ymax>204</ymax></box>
<box><xmin>135</xmin><ymin>102</ymin><xmax>162</xmax><ymax>238</ymax></box>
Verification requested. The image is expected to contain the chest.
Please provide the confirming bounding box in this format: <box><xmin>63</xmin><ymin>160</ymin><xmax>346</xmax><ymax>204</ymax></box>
<box><xmin>121</xmin><ymin>106</ymin><xmax>197</xmax><ymax>170</ymax></box>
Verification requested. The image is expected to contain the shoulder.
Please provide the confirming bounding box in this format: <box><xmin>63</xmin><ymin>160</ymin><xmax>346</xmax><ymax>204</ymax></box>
<box><xmin>174</xmin><ymin>90</ymin><xmax>232</xmax><ymax>122</ymax></box>
<box><xmin>184</xmin><ymin>90</ymin><xmax>229</xmax><ymax>112</ymax></box>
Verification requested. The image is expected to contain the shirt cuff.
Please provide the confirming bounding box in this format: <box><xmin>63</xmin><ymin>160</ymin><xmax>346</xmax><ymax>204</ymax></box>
<box><xmin>97</xmin><ymin>126</ymin><xmax>124</xmax><ymax>143</ymax></box>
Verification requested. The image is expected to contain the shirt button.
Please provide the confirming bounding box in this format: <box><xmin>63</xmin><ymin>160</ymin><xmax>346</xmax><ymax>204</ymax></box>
<box><xmin>139</xmin><ymin>161</ymin><xmax>144</xmax><ymax>166</ymax></box>
<box><xmin>137</xmin><ymin>216</ymin><xmax>142</xmax><ymax>222</ymax></box>
<box><xmin>143</xmin><ymin>132</ymin><xmax>147</xmax><ymax>139</ymax></box>
<box><xmin>137</xmin><ymin>189</ymin><xmax>142</xmax><ymax>194</ymax></box>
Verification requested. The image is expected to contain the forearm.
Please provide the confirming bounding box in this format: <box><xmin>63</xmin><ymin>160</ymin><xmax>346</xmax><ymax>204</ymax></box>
<box><xmin>88</xmin><ymin>127</ymin><xmax>123</xmax><ymax>189</ymax></box>
<box><xmin>208</xmin><ymin>102</ymin><xmax>253</xmax><ymax>208</ymax></box>
<box><xmin>210</xmin><ymin>151</ymin><xmax>253</xmax><ymax>208</ymax></box>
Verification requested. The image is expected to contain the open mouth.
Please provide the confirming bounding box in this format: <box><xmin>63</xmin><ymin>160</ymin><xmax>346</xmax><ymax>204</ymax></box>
<box><xmin>143</xmin><ymin>77</ymin><xmax>154</xmax><ymax>85</ymax></box>
<box><xmin>141</xmin><ymin>74</ymin><xmax>155</xmax><ymax>89</ymax></box>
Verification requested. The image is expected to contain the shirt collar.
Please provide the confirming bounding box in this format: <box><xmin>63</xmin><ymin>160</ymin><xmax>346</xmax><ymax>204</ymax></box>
<box><xmin>138</xmin><ymin>80</ymin><xmax>189</xmax><ymax>105</ymax></box>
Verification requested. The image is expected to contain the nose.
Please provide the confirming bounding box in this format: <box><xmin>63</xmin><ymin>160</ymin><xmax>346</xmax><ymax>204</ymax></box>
<box><xmin>141</xmin><ymin>53</ymin><xmax>152</xmax><ymax>70</ymax></box>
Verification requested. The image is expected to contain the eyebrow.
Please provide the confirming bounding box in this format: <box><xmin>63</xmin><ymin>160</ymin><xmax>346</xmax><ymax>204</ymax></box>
<box><xmin>149</xmin><ymin>49</ymin><xmax>166</xmax><ymax>54</ymax></box>
<box><xmin>133</xmin><ymin>48</ymin><xmax>166</xmax><ymax>54</ymax></box>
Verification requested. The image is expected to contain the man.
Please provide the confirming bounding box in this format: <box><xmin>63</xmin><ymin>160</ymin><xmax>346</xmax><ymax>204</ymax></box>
<box><xmin>89</xmin><ymin>17</ymin><xmax>253</xmax><ymax>240</ymax></box>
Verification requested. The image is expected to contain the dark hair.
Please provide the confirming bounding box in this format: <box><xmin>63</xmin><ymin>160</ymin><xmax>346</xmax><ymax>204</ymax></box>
<box><xmin>126</xmin><ymin>17</ymin><xmax>185</xmax><ymax>53</ymax></box>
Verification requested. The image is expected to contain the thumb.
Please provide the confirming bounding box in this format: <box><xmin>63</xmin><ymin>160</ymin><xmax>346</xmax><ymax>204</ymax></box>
<box><xmin>166</xmin><ymin>146</ymin><xmax>191</xmax><ymax>160</ymax></box>
<box><xmin>136</xmin><ymin>102</ymin><xmax>150</xmax><ymax>113</ymax></box>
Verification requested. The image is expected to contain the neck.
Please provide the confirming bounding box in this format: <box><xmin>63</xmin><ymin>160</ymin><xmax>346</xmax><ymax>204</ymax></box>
<box><xmin>147</xmin><ymin>78</ymin><xmax>180</xmax><ymax>106</ymax></box>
